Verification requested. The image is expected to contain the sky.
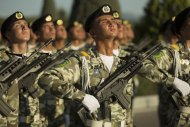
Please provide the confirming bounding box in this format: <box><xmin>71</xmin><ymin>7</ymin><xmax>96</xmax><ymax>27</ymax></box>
<box><xmin>0</xmin><ymin>0</ymin><xmax>149</xmax><ymax>19</ymax></box>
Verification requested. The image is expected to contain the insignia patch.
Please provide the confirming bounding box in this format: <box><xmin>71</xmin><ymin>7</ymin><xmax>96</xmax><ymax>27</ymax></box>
<box><xmin>45</xmin><ymin>15</ymin><xmax>52</xmax><ymax>22</ymax></box>
<box><xmin>172</xmin><ymin>16</ymin><xmax>176</xmax><ymax>21</ymax></box>
<box><xmin>55</xmin><ymin>60</ymin><xmax>71</xmax><ymax>68</ymax></box>
<box><xmin>102</xmin><ymin>6</ymin><xmax>110</xmax><ymax>13</ymax></box>
<box><xmin>153</xmin><ymin>52</ymin><xmax>164</xmax><ymax>59</ymax></box>
<box><xmin>113</xmin><ymin>12</ymin><xmax>119</xmax><ymax>18</ymax></box>
<box><xmin>57</xmin><ymin>19</ymin><xmax>63</xmax><ymax>25</ymax></box>
<box><xmin>80</xmin><ymin>51</ymin><xmax>90</xmax><ymax>57</ymax></box>
<box><xmin>16</xmin><ymin>12</ymin><xmax>23</xmax><ymax>19</ymax></box>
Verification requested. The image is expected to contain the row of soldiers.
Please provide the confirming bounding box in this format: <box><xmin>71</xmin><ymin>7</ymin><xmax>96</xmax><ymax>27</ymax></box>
<box><xmin>0</xmin><ymin>3</ymin><xmax>190</xmax><ymax>127</ymax></box>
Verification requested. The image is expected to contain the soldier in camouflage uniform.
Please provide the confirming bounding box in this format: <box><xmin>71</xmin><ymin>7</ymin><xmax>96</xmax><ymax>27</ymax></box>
<box><xmin>0</xmin><ymin>11</ymin><xmax>31</xmax><ymax>127</ymax></box>
<box><xmin>38</xmin><ymin>4</ymin><xmax>135</xmax><ymax>127</ymax></box>
<box><xmin>38</xmin><ymin>5</ymin><xmax>190</xmax><ymax>127</ymax></box>
<box><xmin>27</xmin><ymin>14</ymin><xmax>58</xmax><ymax>127</ymax></box>
<box><xmin>157</xmin><ymin>17</ymin><xmax>179</xmax><ymax>127</ymax></box>
<box><xmin>139</xmin><ymin>7</ymin><xmax>190</xmax><ymax>127</ymax></box>
<box><xmin>53</xmin><ymin>18</ymin><xmax>69</xmax><ymax>127</ymax></box>
<box><xmin>112</xmin><ymin>11</ymin><xmax>134</xmax><ymax>127</ymax></box>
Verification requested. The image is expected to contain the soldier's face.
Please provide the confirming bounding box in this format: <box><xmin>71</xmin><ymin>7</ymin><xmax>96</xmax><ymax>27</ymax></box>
<box><xmin>40</xmin><ymin>22</ymin><xmax>56</xmax><ymax>41</ymax></box>
<box><xmin>70</xmin><ymin>26</ymin><xmax>86</xmax><ymax>41</ymax></box>
<box><xmin>124</xmin><ymin>25</ymin><xmax>134</xmax><ymax>41</ymax></box>
<box><xmin>180</xmin><ymin>18</ymin><xmax>190</xmax><ymax>40</ymax></box>
<box><xmin>55</xmin><ymin>25</ymin><xmax>67</xmax><ymax>40</ymax></box>
<box><xmin>115</xmin><ymin>19</ymin><xmax>124</xmax><ymax>39</ymax></box>
<box><xmin>6</xmin><ymin>20</ymin><xmax>30</xmax><ymax>43</ymax></box>
<box><xmin>92</xmin><ymin>15</ymin><xmax>118</xmax><ymax>39</ymax></box>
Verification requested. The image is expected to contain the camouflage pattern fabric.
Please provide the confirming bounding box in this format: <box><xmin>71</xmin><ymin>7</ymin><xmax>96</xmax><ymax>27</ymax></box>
<box><xmin>139</xmin><ymin>42</ymin><xmax>190</xmax><ymax>126</ymax></box>
<box><xmin>38</xmin><ymin>47</ymin><xmax>134</xmax><ymax>127</ymax></box>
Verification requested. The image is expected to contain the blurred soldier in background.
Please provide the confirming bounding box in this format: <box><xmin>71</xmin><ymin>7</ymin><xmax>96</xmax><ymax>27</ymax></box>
<box><xmin>30</xmin><ymin>14</ymin><xmax>61</xmax><ymax>127</ymax></box>
<box><xmin>112</xmin><ymin>10</ymin><xmax>134</xmax><ymax>127</ymax></box>
<box><xmin>138</xmin><ymin>7</ymin><xmax>190</xmax><ymax>127</ymax></box>
<box><xmin>54</xmin><ymin>19</ymin><xmax>68</xmax><ymax>50</ymax></box>
<box><xmin>66</xmin><ymin>21</ymin><xmax>86</xmax><ymax>51</ymax></box>
<box><xmin>28</xmin><ymin>22</ymin><xmax>38</xmax><ymax>51</ymax></box>
<box><xmin>0</xmin><ymin>11</ymin><xmax>30</xmax><ymax>127</ymax></box>
<box><xmin>112</xmin><ymin>11</ymin><xmax>130</xmax><ymax>57</ymax></box>
<box><xmin>121</xmin><ymin>20</ymin><xmax>136</xmax><ymax>53</ymax></box>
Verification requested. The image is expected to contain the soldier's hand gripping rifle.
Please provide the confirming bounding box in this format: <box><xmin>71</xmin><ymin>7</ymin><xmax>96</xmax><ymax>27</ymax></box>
<box><xmin>78</xmin><ymin>42</ymin><xmax>162</xmax><ymax>124</ymax></box>
<box><xmin>0</xmin><ymin>38</ymin><xmax>53</xmax><ymax>117</ymax></box>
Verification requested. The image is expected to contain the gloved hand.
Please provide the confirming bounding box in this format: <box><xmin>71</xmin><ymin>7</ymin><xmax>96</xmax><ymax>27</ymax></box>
<box><xmin>82</xmin><ymin>94</ymin><xmax>100</xmax><ymax>113</ymax></box>
<box><xmin>173</xmin><ymin>77</ymin><xmax>190</xmax><ymax>96</ymax></box>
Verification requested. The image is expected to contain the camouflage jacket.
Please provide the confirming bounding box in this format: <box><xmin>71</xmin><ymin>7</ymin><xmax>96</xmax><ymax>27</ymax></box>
<box><xmin>38</xmin><ymin>47</ymin><xmax>133</xmax><ymax>123</ymax></box>
<box><xmin>140</xmin><ymin>42</ymin><xmax>190</xmax><ymax>103</ymax></box>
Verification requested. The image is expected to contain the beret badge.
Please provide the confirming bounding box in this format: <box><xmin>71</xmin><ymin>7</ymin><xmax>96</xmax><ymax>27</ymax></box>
<box><xmin>16</xmin><ymin>12</ymin><xmax>23</xmax><ymax>19</ymax></box>
<box><xmin>102</xmin><ymin>6</ymin><xmax>110</xmax><ymax>13</ymax></box>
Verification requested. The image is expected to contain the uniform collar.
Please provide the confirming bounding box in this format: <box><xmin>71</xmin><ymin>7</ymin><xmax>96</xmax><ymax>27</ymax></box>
<box><xmin>88</xmin><ymin>47</ymin><xmax>121</xmax><ymax>73</ymax></box>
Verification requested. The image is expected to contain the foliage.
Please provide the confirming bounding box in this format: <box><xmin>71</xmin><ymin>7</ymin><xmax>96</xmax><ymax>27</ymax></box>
<box><xmin>134</xmin><ymin>0</ymin><xmax>190</xmax><ymax>43</ymax></box>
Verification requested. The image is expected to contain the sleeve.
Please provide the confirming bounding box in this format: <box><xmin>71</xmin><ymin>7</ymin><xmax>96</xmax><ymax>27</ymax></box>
<box><xmin>38</xmin><ymin>56</ymin><xmax>86</xmax><ymax>102</ymax></box>
<box><xmin>139</xmin><ymin>48</ymin><xmax>175</xmax><ymax>87</ymax></box>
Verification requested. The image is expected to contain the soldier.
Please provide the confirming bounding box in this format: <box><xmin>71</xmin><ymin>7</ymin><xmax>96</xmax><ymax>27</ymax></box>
<box><xmin>0</xmin><ymin>11</ymin><xmax>30</xmax><ymax>127</ymax></box>
<box><xmin>39</xmin><ymin>4</ymin><xmax>190</xmax><ymax>127</ymax></box>
<box><xmin>54</xmin><ymin>19</ymin><xmax>68</xmax><ymax>50</ymax></box>
<box><xmin>158</xmin><ymin>17</ymin><xmax>179</xmax><ymax>127</ymax></box>
<box><xmin>121</xmin><ymin>20</ymin><xmax>136</xmax><ymax>52</ymax></box>
<box><xmin>138</xmin><ymin>7</ymin><xmax>190</xmax><ymax>127</ymax></box>
<box><xmin>30</xmin><ymin>14</ymin><xmax>58</xmax><ymax>127</ymax></box>
<box><xmin>66</xmin><ymin>21</ymin><xmax>86</xmax><ymax>51</ymax></box>
<box><xmin>112</xmin><ymin>11</ymin><xmax>135</xmax><ymax>127</ymax></box>
<box><xmin>38</xmin><ymin>4</ymin><xmax>136</xmax><ymax>127</ymax></box>
<box><xmin>112</xmin><ymin>11</ymin><xmax>130</xmax><ymax>57</ymax></box>
<box><xmin>28</xmin><ymin>22</ymin><xmax>38</xmax><ymax>51</ymax></box>
<box><xmin>31</xmin><ymin>14</ymin><xmax>56</xmax><ymax>54</ymax></box>
<box><xmin>159</xmin><ymin>17</ymin><xmax>179</xmax><ymax>50</ymax></box>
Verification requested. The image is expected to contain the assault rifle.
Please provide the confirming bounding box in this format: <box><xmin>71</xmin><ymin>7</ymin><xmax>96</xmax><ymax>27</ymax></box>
<box><xmin>0</xmin><ymin>38</ymin><xmax>53</xmax><ymax>116</ymax></box>
<box><xmin>78</xmin><ymin>42</ymin><xmax>162</xmax><ymax>123</ymax></box>
<box><xmin>18</xmin><ymin>45</ymin><xmax>75</xmax><ymax>97</ymax></box>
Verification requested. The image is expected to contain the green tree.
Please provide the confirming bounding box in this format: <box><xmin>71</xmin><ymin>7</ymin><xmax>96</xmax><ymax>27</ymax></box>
<box><xmin>69</xmin><ymin>0</ymin><xmax>121</xmax><ymax>24</ymax></box>
<box><xmin>41</xmin><ymin>0</ymin><xmax>58</xmax><ymax>19</ymax></box>
<box><xmin>135</xmin><ymin>0</ymin><xmax>190</xmax><ymax>42</ymax></box>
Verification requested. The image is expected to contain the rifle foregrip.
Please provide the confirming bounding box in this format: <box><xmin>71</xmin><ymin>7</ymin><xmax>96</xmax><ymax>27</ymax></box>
<box><xmin>0</xmin><ymin>98</ymin><xmax>15</xmax><ymax>117</ymax></box>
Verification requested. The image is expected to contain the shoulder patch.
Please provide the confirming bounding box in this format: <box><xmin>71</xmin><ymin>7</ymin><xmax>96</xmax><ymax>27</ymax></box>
<box><xmin>54</xmin><ymin>60</ymin><xmax>71</xmax><ymax>68</ymax></box>
<box><xmin>153</xmin><ymin>51</ymin><xmax>164</xmax><ymax>59</ymax></box>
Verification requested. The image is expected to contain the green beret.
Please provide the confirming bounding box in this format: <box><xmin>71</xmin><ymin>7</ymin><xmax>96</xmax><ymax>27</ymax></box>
<box><xmin>67</xmin><ymin>21</ymin><xmax>83</xmax><ymax>31</ymax></box>
<box><xmin>1</xmin><ymin>11</ymin><xmax>26</xmax><ymax>40</ymax></box>
<box><xmin>54</xmin><ymin>19</ymin><xmax>64</xmax><ymax>26</ymax></box>
<box><xmin>31</xmin><ymin>14</ymin><xmax>53</xmax><ymax>33</ymax></box>
<box><xmin>173</xmin><ymin>7</ymin><xmax>190</xmax><ymax>35</ymax></box>
<box><xmin>84</xmin><ymin>4</ymin><xmax>113</xmax><ymax>32</ymax></box>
